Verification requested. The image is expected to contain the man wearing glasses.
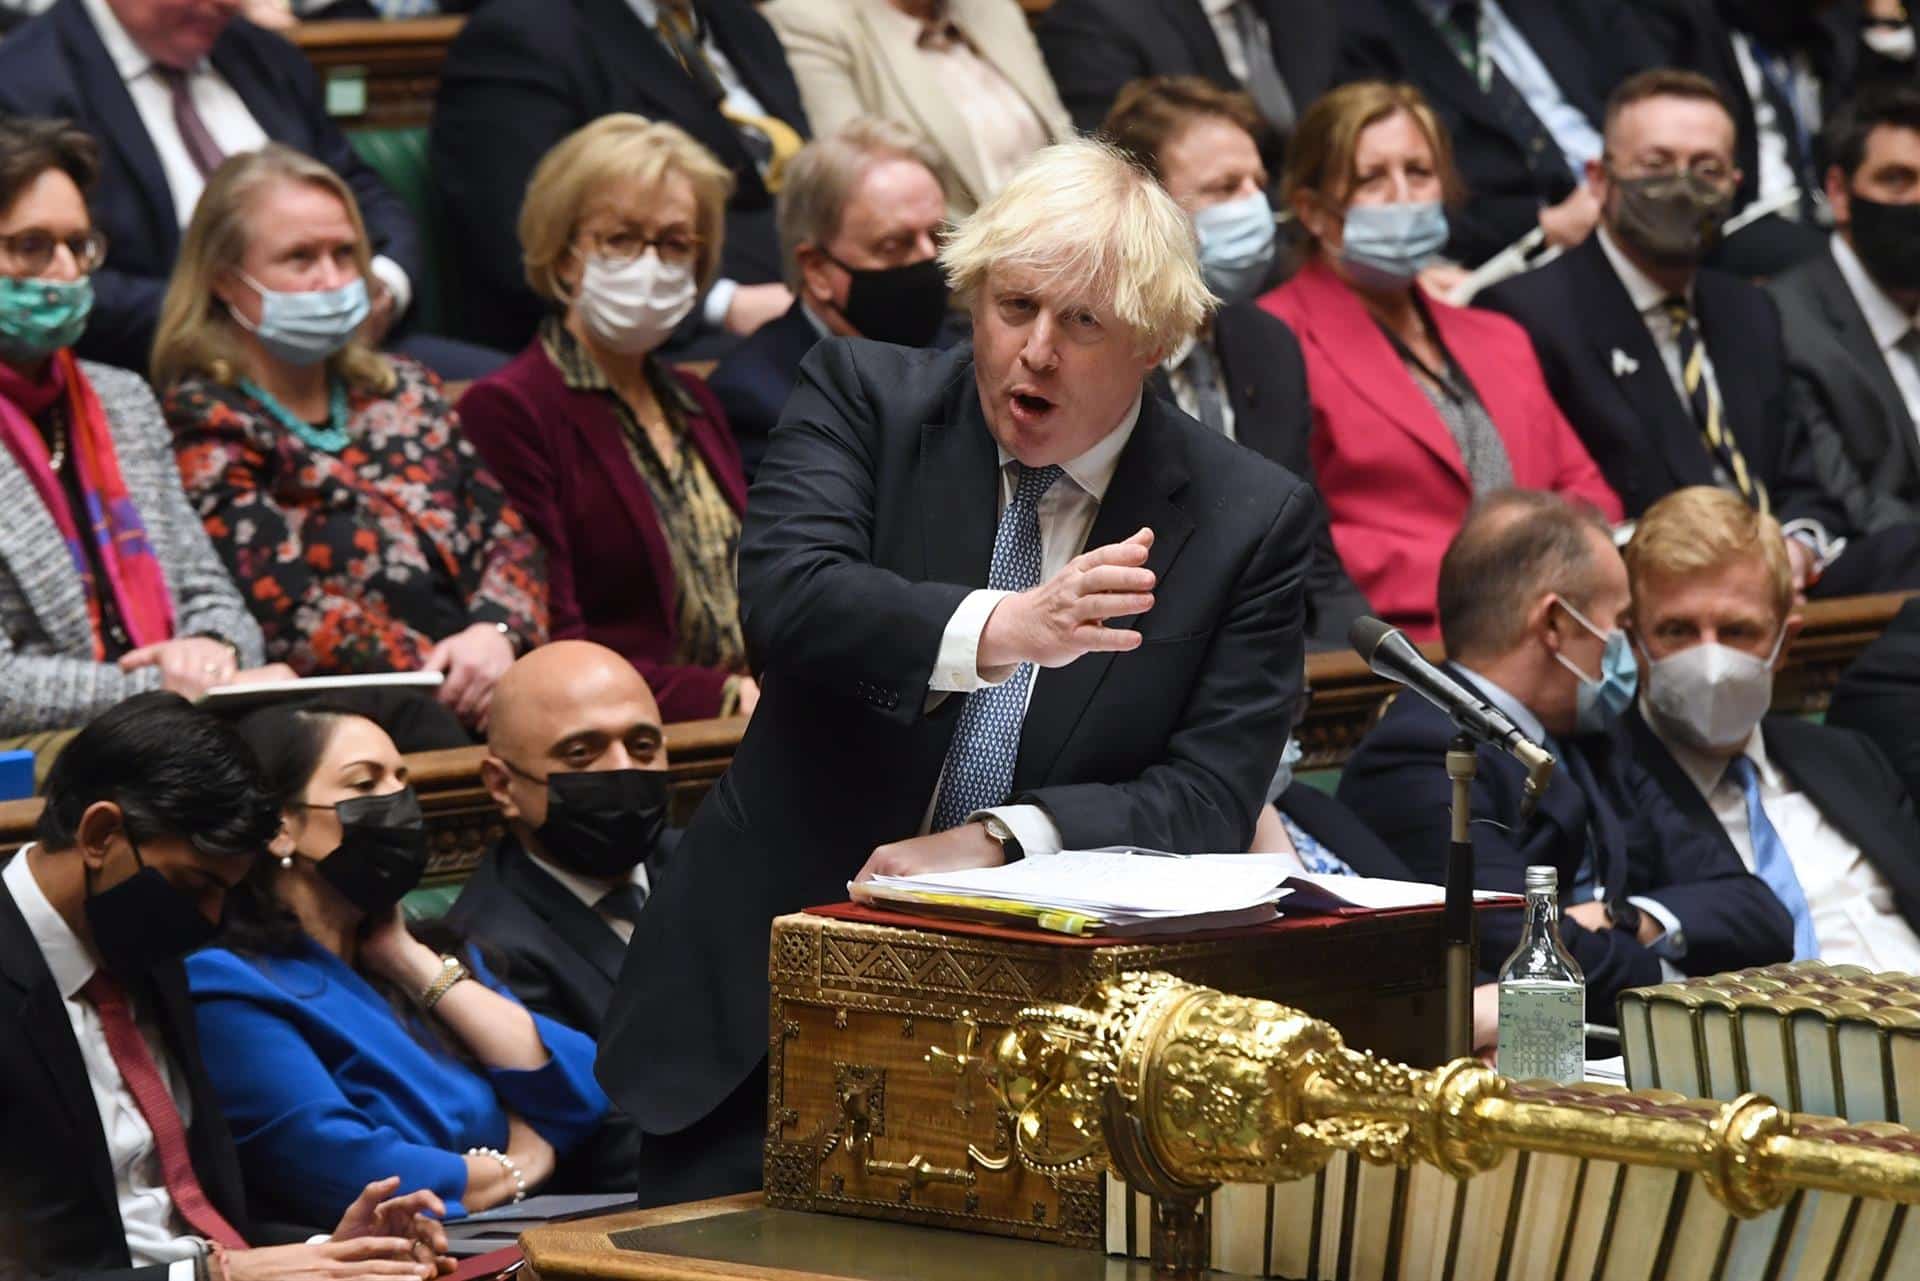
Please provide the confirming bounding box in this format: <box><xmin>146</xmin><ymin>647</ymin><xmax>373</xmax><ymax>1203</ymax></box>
<box><xmin>1482</xmin><ymin>69</ymin><xmax>1920</xmax><ymax>598</ymax></box>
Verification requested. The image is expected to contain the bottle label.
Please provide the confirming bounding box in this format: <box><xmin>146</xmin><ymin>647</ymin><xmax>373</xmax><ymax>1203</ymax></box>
<box><xmin>1497</xmin><ymin>983</ymin><xmax>1585</xmax><ymax>1084</ymax></box>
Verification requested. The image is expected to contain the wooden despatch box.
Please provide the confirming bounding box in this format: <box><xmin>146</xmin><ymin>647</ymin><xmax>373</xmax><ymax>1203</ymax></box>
<box><xmin>764</xmin><ymin>901</ymin><xmax>1453</xmax><ymax>1249</ymax></box>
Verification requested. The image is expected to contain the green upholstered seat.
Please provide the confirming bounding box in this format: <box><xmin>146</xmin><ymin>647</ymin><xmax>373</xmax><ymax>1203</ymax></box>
<box><xmin>346</xmin><ymin>127</ymin><xmax>448</xmax><ymax>336</ymax></box>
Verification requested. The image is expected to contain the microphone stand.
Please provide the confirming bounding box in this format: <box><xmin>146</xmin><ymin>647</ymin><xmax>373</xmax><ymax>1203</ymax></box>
<box><xmin>1444</xmin><ymin>733</ymin><xmax>1479</xmax><ymax>1062</ymax></box>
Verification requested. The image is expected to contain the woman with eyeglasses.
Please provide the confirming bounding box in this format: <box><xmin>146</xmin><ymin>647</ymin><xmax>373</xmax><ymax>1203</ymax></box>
<box><xmin>0</xmin><ymin>117</ymin><xmax>285</xmax><ymax>771</ymax></box>
<box><xmin>457</xmin><ymin>115</ymin><xmax>758</xmax><ymax>723</ymax></box>
<box><xmin>153</xmin><ymin>145</ymin><xmax>548</xmax><ymax>741</ymax></box>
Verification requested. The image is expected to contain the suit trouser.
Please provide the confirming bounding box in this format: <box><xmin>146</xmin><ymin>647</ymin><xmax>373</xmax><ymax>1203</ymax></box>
<box><xmin>632</xmin><ymin>1059</ymin><xmax>768</xmax><ymax>1208</ymax></box>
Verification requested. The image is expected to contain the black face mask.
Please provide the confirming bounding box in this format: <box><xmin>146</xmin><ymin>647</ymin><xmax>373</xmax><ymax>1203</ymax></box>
<box><xmin>1848</xmin><ymin>193</ymin><xmax>1920</xmax><ymax>293</ymax></box>
<box><xmin>84</xmin><ymin>835</ymin><xmax>220</xmax><ymax>978</ymax></box>
<box><xmin>826</xmin><ymin>254</ymin><xmax>950</xmax><ymax>348</ymax></box>
<box><xmin>1609</xmin><ymin>170</ymin><xmax>1734</xmax><ymax>269</ymax></box>
<box><xmin>527</xmin><ymin>768</ymin><xmax>670</xmax><ymax>880</ymax></box>
<box><xmin>310</xmin><ymin>788</ymin><xmax>428</xmax><ymax>918</ymax></box>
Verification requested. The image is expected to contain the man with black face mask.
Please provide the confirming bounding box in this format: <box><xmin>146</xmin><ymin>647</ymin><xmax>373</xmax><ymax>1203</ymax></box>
<box><xmin>1772</xmin><ymin>83</ymin><xmax>1920</xmax><ymax>531</ymax></box>
<box><xmin>0</xmin><ymin>691</ymin><xmax>452</xmax><ymax>1281</ymax></box>
<box><xmin>1483</xmin><ymin>68</ymin><xmax>1920</xmax><ymax>597</ymax></box>
<box><xmin>447</xmin><ymin>640</ymin><xmax>675</xmax><ymax>1192</ymax></box>
<box><xmin>709</xmin><ymin>118</ymin><xmax>954</xmax><ymax>478</ymax></box>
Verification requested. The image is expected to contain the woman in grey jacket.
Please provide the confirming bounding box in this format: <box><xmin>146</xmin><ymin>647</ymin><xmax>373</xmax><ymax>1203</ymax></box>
<box><xmin>0</xmin><ymin>117</ymin><xmax>280</xmax><ymax>758</ymax></box>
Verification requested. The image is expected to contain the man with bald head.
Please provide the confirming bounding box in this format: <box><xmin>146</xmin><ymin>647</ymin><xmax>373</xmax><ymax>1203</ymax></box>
<box><xmin>446</xmin><ymin>640</ymin><xmax>673</xmax><ymax>1189</ymax></box>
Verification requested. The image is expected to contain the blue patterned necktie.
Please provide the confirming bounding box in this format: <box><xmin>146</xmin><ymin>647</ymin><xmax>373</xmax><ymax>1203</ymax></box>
<box><xmin>930</xmin><ymin>463</ymin><xmax>1065</xmax><ymax>831</ymax></box>
<box><xmin>1727</xmin><ymin>755</ymin><xmax>1820</xmax><ymax>961</ymax></box>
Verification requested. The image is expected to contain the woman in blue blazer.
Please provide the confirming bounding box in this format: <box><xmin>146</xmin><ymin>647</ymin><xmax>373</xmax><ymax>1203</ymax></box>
<box><xmin>187</xmin><ymin>703</ymin><xmax>609</xmax><ymax>1227</ymax></box>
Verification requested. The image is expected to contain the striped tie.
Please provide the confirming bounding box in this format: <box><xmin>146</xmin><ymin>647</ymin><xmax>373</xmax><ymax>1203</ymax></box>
<box><xmin>655</xmin><ymin>2</ymin><xmax>805</xmax><ymax>192</ymax></box>
<box><xmin>1662</xmin><ymin>297</ymin><xmax>1769</xmax><ymax>515</ymax></box>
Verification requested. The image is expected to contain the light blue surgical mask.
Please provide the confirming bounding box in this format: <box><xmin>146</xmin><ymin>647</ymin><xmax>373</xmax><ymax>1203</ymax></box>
<box><xmin>1551</xmin><ymin>596</ymin><xmax>1638</xmax><ymax>736</ymax></box>
<box><xmin>0</xmin><ymin>275</ymin><xmax>93</xmax><ymax>362</ymax></box>
<box><xmin>229</xmin><ymin>272</ymin><xmax>370</xmax><ymax>367</ymax></box>
<box><xmin>1338</xmin><ymin>201</ymin><xmax>1449</xmax><ymax>291</ymax></box>
<box><xmin>1267</xmin><ymin>735</ymin><xmax>1305</xmax><ymax>803</ymax></box>
<box><xmin>1193</xmin><ymin>191</ymin><xmax>1278</xmax><ymax>305</ymax></box>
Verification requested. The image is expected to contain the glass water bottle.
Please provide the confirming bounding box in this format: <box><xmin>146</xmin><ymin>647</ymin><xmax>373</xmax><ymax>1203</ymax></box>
<box><xmin>1496</xmin><ymin>865</ymin><xmax>1586</xmax><ymax>1083</ymax></box>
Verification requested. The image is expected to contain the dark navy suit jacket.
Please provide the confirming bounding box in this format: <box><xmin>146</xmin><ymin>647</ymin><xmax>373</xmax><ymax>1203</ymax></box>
<box><xmin>0</xmin><ymin>0</ymin><xmax>422</xmax><ymax>372</ymax></box>
<box><xmin>1336</xmin><ymin>664</ymin><xmax>1794</xmax><ymax>1016</ymax></box>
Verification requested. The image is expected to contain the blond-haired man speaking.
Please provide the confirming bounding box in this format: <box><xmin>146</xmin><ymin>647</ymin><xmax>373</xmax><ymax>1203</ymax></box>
<box><xmin>597</xmin><ymin>138</ymin><xmax>1320</xmax><ymax>1204</ymax></box>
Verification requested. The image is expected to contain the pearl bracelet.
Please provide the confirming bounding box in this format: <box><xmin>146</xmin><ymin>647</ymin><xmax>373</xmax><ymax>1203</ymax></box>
<box><xmin>467</xmin><ymin>1145</ymin><xmax>527</xmax><ymax>1203</ymax></box>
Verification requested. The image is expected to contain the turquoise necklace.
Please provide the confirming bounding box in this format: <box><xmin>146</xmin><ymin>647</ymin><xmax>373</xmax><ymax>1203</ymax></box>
<box><xmin>239</xmin><ymin>376</ymin><xmax>351</xmax><ymax>452</ymax></box>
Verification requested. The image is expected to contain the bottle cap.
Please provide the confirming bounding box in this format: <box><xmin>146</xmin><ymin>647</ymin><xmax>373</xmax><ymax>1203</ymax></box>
<box><xmin>1524</xmin><ymin>865</ymin><xmax>1558</xmax><ymax>894</ymax></box>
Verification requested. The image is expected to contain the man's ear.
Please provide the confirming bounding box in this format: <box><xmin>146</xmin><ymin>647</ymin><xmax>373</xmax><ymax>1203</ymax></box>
<box><xmin>795</xmin><ymin>243</ymin><xmax>838</xmax><ymax>307</ymax></box>
<box><xmin>1824</xmin><ymin>163</ymin><xmax>1852</xmax><ymax>229</ymax></box>
<box><xmin>480</xmin><ymin>756</ymin><xmax>521</xmax><ymax>822</ymax></box>
<box><xmin>1776</xmin><ymin>612</ymin><xmax>1806</xmax><ymax>672</ymax></box>
<box><xmin>73</xmin><ymin>800</ymin><xmax>125</xmax><ymax>872</ymax></box>
<box><xmin>1527</xmin><ymin>592</ymin><xmax>1562</xmax><ymax>655</ymax></box>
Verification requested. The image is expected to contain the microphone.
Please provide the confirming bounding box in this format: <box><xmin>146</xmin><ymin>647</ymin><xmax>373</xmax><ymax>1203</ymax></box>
<box><xmin>1348</xmin><ymin>616</ymin><xmax>1557</xmax><ymax>820</ymax></box>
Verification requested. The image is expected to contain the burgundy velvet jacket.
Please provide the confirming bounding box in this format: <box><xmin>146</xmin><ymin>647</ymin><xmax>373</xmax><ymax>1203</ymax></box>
<box><xmin>457</xmin><ymin>341</ymin><xmax>750</xmax><ymax>721</ymax></box>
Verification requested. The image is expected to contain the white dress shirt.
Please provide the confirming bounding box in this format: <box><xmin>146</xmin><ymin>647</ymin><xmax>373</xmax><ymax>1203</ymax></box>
<box><xmin>1643</xmin><ymin>713</ymin><xmax>1920</xmax><ymax>974</ymax></box>
<box><xmin>1829</xmin><ymin>231</ymin><xmax>1920</xmax><ymax>435</ymax></box>
<box><xmin>522</xmin><ymin>846</ymin><xmax>652</xmax><ymax>945</ymax></box>
<box><xmin>923</xmin><ymin>395</ymin><xmax>1142</xmax><ymax>857</ymax></box>
<box><xmin>1160</xmin><ymin>330</ymin><xmax>1237</xmax><ymax>442</ymax></box>
<box><xmin>78</xmin><ymin>0</ymin><xmax>412</xmax><ymax>316</ymax></box>
<box><xmin>3</xmin><ymin>849</ymin><xmax>203</xmax><ymax>1280</ymax></box>
<box><xmin>1730</xmin><ymin>31</ymin><xmax>1824</xmax><ymax>220</ymax></box>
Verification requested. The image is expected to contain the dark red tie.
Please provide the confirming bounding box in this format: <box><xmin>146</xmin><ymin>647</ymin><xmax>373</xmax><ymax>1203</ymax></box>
<box><xmin>152</xmin><ymin>66</ymin><xmax>227</xmax><ymax>181</ymax></box>
<box><xmin>82</xmin><ymin>971</ymin><xmax>248</xmax><ymax>1248</ymax></box>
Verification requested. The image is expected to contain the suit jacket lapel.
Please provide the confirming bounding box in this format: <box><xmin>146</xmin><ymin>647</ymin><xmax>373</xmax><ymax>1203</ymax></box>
<box><xmin>503</xmin><ymin>840</ymin><xmax>629</xmax><ymax>984</ymax></box>
<box><xmin>578</xmin><ymin>0</ymin><xmax>758</xmax><ymax>180</ymax></box>
<box><xmin>854</xmin><ymin>0</ymin><xmax>991</xmax><ymax>207</ymax></box>
<box><xmin>57</xmin><ymin>0</ymin><xmax>175</xmax><ymax>259</ymax></box>
<box><xmin>1015</xmin><ymin>397</ymin><xmax>1195</xmax><ymax>789</ymax></box>
<box><xmin>0</xmin><ymin>875</ymin><xmax>121</xmax><ymax>1229</ymax></box>
<box><xmin>1809</xmin><ymin>251</ymin><xmax>1920</xmax><ymax>487</ymax></box>
<box><xmin>1154</xmin><ymin>0</ymin><xmax>1235</xmax><ymax>80</ymax></box>
<box><xmin>1211</xmin><ymin>309</ymin><xmax>1284</xmax><ymax>463</ymax></box>
<box><xmin>1572</xmin><ymin>240</ymin><xmax>1710</xmax><ymax>493</ymax></box>
<box><xmin>917</xmin><ymin>373</ymin><xmax>999</xmax><ymax>591</ymax></box>
<box><xmin>1765</xmin><ymin>720</ymin><xmax>1920</xmax><ymax>925</ymax></box>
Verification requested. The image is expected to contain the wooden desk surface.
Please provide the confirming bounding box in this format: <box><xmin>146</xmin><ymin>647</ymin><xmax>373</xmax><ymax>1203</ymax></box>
<box><xmin>521</xmin><ymin>1194</ymin><xmax>1165</xmax><ymax>1281</ymax></box>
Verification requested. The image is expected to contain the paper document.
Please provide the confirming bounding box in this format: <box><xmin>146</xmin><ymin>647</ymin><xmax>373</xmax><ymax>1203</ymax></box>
<box><xmin>200</xmin><ymin>670</ymin><xmax>443</xmax><ymax>711</ymax></box>
<box><xmin>1279</xmin><ymin>872</ymin><xmax>1524</xmax><ymax>914</ymax></box>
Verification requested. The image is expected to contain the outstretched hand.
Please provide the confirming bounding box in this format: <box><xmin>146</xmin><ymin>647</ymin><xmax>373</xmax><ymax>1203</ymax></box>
<box><xmin>976</xmin><ymin>527</ymin><xmax>1155</xmax><ymax>673</ymax></box>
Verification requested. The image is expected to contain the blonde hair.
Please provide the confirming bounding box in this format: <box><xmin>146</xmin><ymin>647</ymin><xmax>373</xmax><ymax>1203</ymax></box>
<box><xmin>152</xmin><ymin>144</ymin><xmax>392</xmax><ymax>394</ymax></box>
<box><xmin>1625</xmin><ymin>486</ymin><xmax>1795</xmax><ymax>623</ymax></box>
<box><xmin>518</xmin><ymin>113</ymin><xmax>734</xmax><ymax>302</ymax></box>
<box><xmin>776</xmin><ymin>117</ymin><xmax>944</xmax><ymax>292</ymax></box>
<box><xmin>937</xmin><ymin>137</ymin><xmax>1212</xmax><ymax>355</ymax></box>
<box><xmin>1281</xmin><ymin>81</ymin><xmax>1465</xmax><ymax>244</ymax></box>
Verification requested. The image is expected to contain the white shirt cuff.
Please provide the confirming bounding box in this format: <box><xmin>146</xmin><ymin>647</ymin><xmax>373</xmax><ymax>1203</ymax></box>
<box><xmin>169</xmin><ymin>1260</ymin><xmax>198</xmax><ymax>1281</ymax></box>
<box><xmin>973</xmin><ymin>804</ymin><xmax>1063</xmax><ymax>858</ymax></box>
<box><xmin>703</xmin><ymin>276</ymin><xmax>741</xmax><ymax>329</ymax></box>
<box><xmin>1781</xmin><ymin>519</ymin><xmax>1846</xmax><ymax>573</ymax></box>
<box><xmin>1629</xmin><ymin>895</ymin><xmax>1687</xmax><ymax>959</ymax></box>
<box><xmin>370</xmin><ymin>254</ymin><xmax>412</xmax><ymax>320</ymax></box>
<box><xmin>930</xmin><ymin>588</ymin><xmax>1016</xmax><ymax>692</ymax></box>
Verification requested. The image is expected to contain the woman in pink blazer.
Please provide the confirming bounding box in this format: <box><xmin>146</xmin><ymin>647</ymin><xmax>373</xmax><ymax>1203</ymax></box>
<box><xmin>1260</xmin><ymin>81</ymin><xmax>1620</xmax><ymax>640</ymax></box>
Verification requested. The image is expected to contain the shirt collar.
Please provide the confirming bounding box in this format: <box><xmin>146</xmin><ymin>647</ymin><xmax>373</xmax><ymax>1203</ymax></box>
<box><xmin>799</xmin><ymin>301</ymin><xmax>837</xmax><ymax>342</ymax></box>
<box><xmin>539</xmin><ymin>316</ymin><xmax>700</xmax><ymax>415</ymax></box>
<box><xmin>994</xmin><ymin>392</ymin><xmax>1142</xmax><ymax>503</ymax></box>
<box><xmin>1451</xmin><ymin>663</ymin><xmax>1551</xmax><ymax>747</ymax></box>
<box><xmin>1830</xmin><ymin>231</ymin><xmax>1919</xmax><ymax>353</ymax></box>
<box><xmin>1201</xmin><ymin>0</ymin><xmax>1243</xmax><ymax>17</ymax></box>
<box><xmin>521</xmin><ymin>842</ymin><xmax>650</xmax><ymax>913</ymax></box>
<box><xmin>3</xmin><ymin>845</ymin><xmax>99</xmax><ymax>1001</ymax></box>
<box><xmin>627</xmin><ymin>0</ymin><xmax>663</xmax><ymax>27</ymax></box>
<box><xmin>81</xmin><ymin>0</ymin><xmax>156</xmax><ymax>81</ymax></box>
<box><xmin>1596</xmin><ymin>224</ymin><xmax>1692</xmax><ymax>317</ymax></box>
<box><xmin>1639</xmin><ymin>700</ymin><xmax>1771</xmax><ymax>799</ymax></box>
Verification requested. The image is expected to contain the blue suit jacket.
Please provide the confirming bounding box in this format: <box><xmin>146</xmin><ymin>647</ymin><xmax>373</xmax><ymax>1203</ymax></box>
<box><xmin>1336</xmin><ymin>665</ymin><xmax>1793</xmax><ymax>1016</ymax></box>
<box><xmin>186</xmin><ymin>940</ymin><xmax>606</xmax><ymax>1225</ymax></box>
<box><xmin>0</xmin><ymin>1</ymin><xmax>422</xmax><ymax>372</ymax></box>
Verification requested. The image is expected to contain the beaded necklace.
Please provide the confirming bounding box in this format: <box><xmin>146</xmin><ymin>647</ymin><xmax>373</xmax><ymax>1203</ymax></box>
<box><xmin>239</xmin><ymin>376</ymin><xmax>351</xmax><ymax>452</ymax></box>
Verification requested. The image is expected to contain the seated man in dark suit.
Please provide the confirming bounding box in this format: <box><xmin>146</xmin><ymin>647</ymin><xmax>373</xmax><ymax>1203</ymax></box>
<box><xmin>1334</xmin><ymin>0</ymin><xmax>1665</xmax><ymax>266</ymax></box>
<box><xmin>431</xmin><ymin>0</ymin><xmax>808</xmax><ymax>355</ymax></box>
<box><xmin>708</xmin><ymin>118</ymin><xmax>952</xmax><ymax>480</ymax></box>
<box><xmin>445</xmin><ymin>640</ymin><xmax>675</xmax><ymax>1193</ymax></box>
<box><xmin>0</xmin><ymin>691</ymin><xmax>448</xmax><ymax>1280</ymax></box>
<box><xmin>1339</xmin><ymin>490</ymin><xmax>1793</xmax><ymax>1033</ymax></box>
<box><xmin>1623</xmin><ymin>485</ymin><xmax>1920</xmax><ymax>971</ymax></box>
<box><xmin>1104</xmin><ymin>75</ymin><xmax>1369</xmax><ymax>651</ymax></box>
<box><xmin>1481</xmin><ymin>69</ymin><xmax>1920</xmax><ymax>598</ymax></box>
<box><xmin>1770</xmin><ymin>83</ymin><xmax>1920</xmax><ymax>536</ymax></box>
<box><xmin>0</xmin><ymin>0</ymin><xmax>488</xmax><ymax>376</ymax></box>
<box><xmin>597</xmin><ymin>138</ymin><xmax>1319</xmax><ymax>1207</ymax></box>
<box><xmin>1034</xmin><ymin>0</ymin><xmax>1337</xmax><ymax>160</ymax></box>
<box><xmin>1827</xmin><ymin>595</ymin><xmax>1920</xmax><ymax>817</ymax></box>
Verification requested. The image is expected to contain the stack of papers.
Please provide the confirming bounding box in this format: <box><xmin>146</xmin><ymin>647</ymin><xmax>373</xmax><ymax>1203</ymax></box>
<box><xmin>853</xmin><ymin>849</ymin><xmax>1297</xmax><ymax>937</ymax></box>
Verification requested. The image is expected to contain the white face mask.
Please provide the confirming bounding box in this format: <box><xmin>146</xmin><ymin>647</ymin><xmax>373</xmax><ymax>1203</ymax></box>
<box><xmin>1641</xmin><ymin>628</ymin><xmax>1786</xmax><ymax>753</ymax></box>
<box><xmin>572</xmin><ymin>251</ymin><xmax>697</xmax><ymax>355</ymax></box>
